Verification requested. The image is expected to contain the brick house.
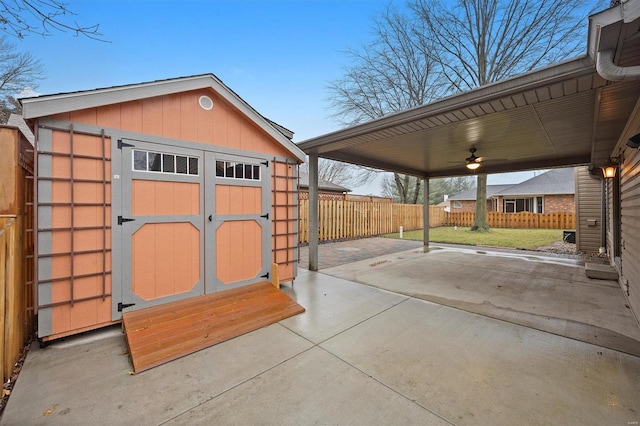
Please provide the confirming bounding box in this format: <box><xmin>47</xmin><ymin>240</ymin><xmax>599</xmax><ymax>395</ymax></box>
<box><xmin>447</xmin><ymin>167</ymin><xmax>575</xmax><ymax>214</ymax></box>
<box><xmin>447</xmin><ymin>185</ymin><xmax>512</xmax><ymax>213</ymax></box>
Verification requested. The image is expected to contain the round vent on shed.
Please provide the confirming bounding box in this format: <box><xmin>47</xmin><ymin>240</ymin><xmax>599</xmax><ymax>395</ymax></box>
<box><xmin>199</xmin><ymin>95</ymin><xmax>213</xmax><ymax>110</ymax></box>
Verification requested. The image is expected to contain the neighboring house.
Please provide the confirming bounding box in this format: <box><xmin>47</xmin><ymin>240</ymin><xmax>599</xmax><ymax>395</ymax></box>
<box><xmin>493</xmin><ymin>168</ymin><xmax>575</xmax><ymax>213</ymax></box>
<box><xmin>298</xmin><ymin>172</ymin><xmax>392</xmax><ymax>202</ymax></box>
<box><xmin>447</xmin><ymin>168</ymin><xmax>575</xmax><ymax>214</ymax></box>
<box><xmin>447</xmin><ymin>184</ymin><xmax>513</xmax><ymax>213</ymax></box>
<box><xmin>437</xmin><ymin>195</ymin><xmax>451</xmax><ymax>212</ymax></box>
<box><xmin>298</xmin><ymin>171</ymin><xmax>351</xmax><ymax>200</ymax></box>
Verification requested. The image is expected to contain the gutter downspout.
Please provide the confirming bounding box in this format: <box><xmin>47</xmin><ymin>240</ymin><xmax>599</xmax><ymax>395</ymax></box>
<box><xmin>593</xmin><ymin>0</ymin><xmax>640</xmax><ymax>81</ymax></box>
<box><xmin>597</xmin><ymin>49</ymin><xmax>640</xmax><ymax>81</ymax></box>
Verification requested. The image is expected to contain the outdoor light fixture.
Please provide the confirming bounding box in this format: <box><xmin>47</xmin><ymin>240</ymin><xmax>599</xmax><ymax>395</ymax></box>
<box><xmin>603</xmin><ymin>165</ymin><xmax>617</xmax><ymax>178</ymax></box>
<box><xmin>466</xmin><ymin>161</ymin><xmax>480</xmax><ymax>170</ymax></box>
<box><xmin>626</xmin><ymin>133</ymin><xmax>640</xmax><ymax>149</ymax></box>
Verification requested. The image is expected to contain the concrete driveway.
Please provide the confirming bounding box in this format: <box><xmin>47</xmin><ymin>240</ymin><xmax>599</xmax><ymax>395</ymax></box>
<box><xmin>1</xmin><ymin>243</ymin><xmax>639</xmax><ymax>425</ymax></box>
<box><xmin>319</xmin><ymin>242</ymin><xmax>640</xmax><ymax>356</ymax></box>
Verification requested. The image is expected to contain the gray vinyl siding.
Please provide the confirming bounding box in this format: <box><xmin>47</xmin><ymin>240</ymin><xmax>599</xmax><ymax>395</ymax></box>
<box><xmin>620</xmin><ymin>146</ymin><xmax>640</xmax><ymax>325</ymax></box>
<box><xmin>575</xmin><ymin>166</ymin><xmax>602</xmax><ymax>253</ymax></box>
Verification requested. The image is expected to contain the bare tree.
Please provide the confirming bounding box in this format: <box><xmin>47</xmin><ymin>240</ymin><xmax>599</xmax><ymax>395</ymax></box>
<box><xmin>383</xmin><ymin>175</ymin><xmax>475</xmax><ymax>204</ymax></box>
<box><xmin>382</xmin><ymin>173</ymin><xmax>423</xmax><ymax>204</ymax></box>
<box><xmin>0</xmin><ymin>36</ymin><xmax>42</xmax><ymax>123</ymax></box>
<box><xmin>429</xmin><ymin>176</ymin><xmax>475</xmax><ymax>205</ymax></box>
<box><xmin>0</xmin><ymin>37</ymin><xmax>43</xmax><ymax>93</ymax></box>
<box><xmin>410</xmin><ymin>0</ymin><xmax>604</xmax><ymax>230</ymax></box>
<box><xmin>0</xmin><ymin>95</ymin><xmax>21</xmax><ymax>123</ymax></box>
<box><xmin>327</xmin><ymin>4</ymin><xmax>449</xmax><ymax>204</ymax></box>
<box><xmin>0</xmin><ymin>0</ymin><xmax>104</xmax><ymax>40</ymax></box>
<box><xmin>299</xmin><ymin>158</ymin><xmax>379</xmax><ymax>188</ymax></box>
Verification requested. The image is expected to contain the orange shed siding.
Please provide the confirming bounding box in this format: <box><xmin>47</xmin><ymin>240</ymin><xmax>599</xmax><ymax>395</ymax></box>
<box><xmin>54</xmin><ymin>89</ymin><xmax>292</xmax><ymax>159</ymax></box>
<box><xmin>132</xmin><ymin>223</ymin><xmax>200</xmax><ymax>300</ymax></box>
<box><xmin>132</xmin><ymin>181</ymin><xmax>200</xmax><ymax>216</ymax></box>
<box><xmin>46</xmin><ymin>129</ymin><xmax>112</xmax><ymax>336</ymax></box>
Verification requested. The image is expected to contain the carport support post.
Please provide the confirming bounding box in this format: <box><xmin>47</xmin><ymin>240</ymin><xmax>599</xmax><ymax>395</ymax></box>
<box><xmin>423</xmin><ymin>177</ymin><xmax>429</xmax><ymax>250</ymax></box>
<box><xmin>308</xmin><ymin>153</ymin><xmax>319</xmax><ymax>271</ymax></box>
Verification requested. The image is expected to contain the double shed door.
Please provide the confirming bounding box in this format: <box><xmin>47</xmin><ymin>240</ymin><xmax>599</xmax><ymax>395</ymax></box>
<box><xmin>116</xmin><ymin>140</ymin><xmax>270</xmax><ymax>317</ymax></box>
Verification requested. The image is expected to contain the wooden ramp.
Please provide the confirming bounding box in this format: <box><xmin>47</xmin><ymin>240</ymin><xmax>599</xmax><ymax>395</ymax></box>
<box><xmin>122</xmin><ymin>282</ymin><xmax>305</xmax><ymax>373</ymax></box>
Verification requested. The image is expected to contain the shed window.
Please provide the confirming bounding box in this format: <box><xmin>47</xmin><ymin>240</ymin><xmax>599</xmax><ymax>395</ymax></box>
<box><xmin>133</xmin><ymin>150</ymin><xmax>198</xmax><ymax>176</ymax></box>
<box><xmin>453</xmin><ymin>201</ymin><xmax>462</xmax><ymax>208</ymax></box>
<box><xmin>215</xmin><ymin>160</ymin><xmax>261</xmax><ymax>181</ymax></box>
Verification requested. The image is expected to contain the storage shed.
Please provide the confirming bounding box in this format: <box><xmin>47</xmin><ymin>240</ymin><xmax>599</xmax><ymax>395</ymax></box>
<box><xmin>21</xmin><ymin>74</ymin><xmax>305</xmax><ymax>342</ymax></box>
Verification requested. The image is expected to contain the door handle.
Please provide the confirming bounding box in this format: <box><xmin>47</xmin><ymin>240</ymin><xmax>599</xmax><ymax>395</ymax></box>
<box><xmin>208</xmin><ymin>214</ymin><xmax>212</xmax><ymax>222</ymax></box>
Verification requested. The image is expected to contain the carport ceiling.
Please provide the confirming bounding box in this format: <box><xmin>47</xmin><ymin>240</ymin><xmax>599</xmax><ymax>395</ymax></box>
<box><xmin>298</xmin><ymin>13</ymin><xmax>640</xmax><ymax>178</ymax></box>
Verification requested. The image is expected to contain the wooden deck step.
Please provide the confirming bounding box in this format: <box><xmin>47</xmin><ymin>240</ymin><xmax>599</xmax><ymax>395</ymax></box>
<box><xmin>122</xmin><ymin>282</ymin><xmax>305</xmax><ymax>373</ymax></box>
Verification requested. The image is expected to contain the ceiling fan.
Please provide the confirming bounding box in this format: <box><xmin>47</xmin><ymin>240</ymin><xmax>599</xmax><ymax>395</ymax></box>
<box><xmin>465</xmin><ymin>147</ymin><xmax>482</xmax><ymax>170</ymax></box>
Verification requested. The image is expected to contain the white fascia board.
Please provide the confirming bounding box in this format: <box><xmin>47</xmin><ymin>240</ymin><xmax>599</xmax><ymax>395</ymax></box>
<box><xmin>21</xmin><ymin>76</ymin><xmax>213</xmax><ymax>119</ymax></box>
<box><xmin>21</xmin><ymin>74</ymin><xmax>305</xmax><ymax>162</ymax></box>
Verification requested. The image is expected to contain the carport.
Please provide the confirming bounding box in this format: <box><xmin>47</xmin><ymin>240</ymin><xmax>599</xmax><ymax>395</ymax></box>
<box><xmin>297</xmin><ymin>3</ymin><xmax>640</xmax><ymax>327</ymax></box>
<box><xmin>298</xmin><ymin>3</ymin><xmax>640</xmax><ymax>266</ymax></box>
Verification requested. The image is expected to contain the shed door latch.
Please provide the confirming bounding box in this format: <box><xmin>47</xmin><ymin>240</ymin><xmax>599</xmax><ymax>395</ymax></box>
<box><xmin>118</xmin><ymin>302</ymin><xmax>136</xmax><ymax>312</ymax></box>
<box><xmin>117</xmin><ymin>216</ymin><xmax>135</xmax><ymax>225</ymax></box>
<box><xmin>260</xmin><ymin>213</ymin><xmax>269</xmax><ymax>219</ymax></box>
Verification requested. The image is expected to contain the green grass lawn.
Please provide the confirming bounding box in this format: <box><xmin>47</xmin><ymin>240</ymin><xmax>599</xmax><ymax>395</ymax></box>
<box><xmin>383</xmin><ymin>227</ymin><xmax>563</xmax><ymax>250</ymax></box>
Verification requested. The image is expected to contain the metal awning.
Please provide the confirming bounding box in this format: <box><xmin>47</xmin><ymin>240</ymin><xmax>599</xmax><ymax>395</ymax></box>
<box><xmin>297</xmin><ymin>3</ymin><xmax>640</xmax><ymax>178</ymax></box>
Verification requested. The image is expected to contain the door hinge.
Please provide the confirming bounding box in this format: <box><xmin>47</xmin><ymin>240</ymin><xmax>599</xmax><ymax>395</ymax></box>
<box><xmin>117</xmin><ymin>216</ymin><xmax>135</xmax><ymax>225</ymax></box>
<box><xmin>118</xmin><ymin>302</ymin><xmax>136</xmax><ymax>312</ymax></box>
<box><xmin>261</xmin><ymin>272</ymin><xmax>270</xmax><ymax>279</ymax></box>
<box><xmin>261</xmin><ymin>161</ymin><xmax>269</xmax><ymax>167</ymax></box>
<box><xmin>260</xmin><ymin>213</ymin><xmax>269</xmax><ymax>219</ymax></box>
<box><xmin>117</xmin><ymin>139</ymin><xmax>135</xmax><ymax>149</ymax></box>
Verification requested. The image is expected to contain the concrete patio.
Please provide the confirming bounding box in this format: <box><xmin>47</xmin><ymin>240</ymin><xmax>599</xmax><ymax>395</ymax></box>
<box><xmin>2</xmin><ymin>242</ymin><xmax>639</xmax><ymax>425</ymax></box>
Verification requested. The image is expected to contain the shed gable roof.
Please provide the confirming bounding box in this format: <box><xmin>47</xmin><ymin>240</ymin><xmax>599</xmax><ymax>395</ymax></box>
<box><xmin>20</xmin><ymin>73</ymin><xmax>305</xmax><ymax>162</ymax></box>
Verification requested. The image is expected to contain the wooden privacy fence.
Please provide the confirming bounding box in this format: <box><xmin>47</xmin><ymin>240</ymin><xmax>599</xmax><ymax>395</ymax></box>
<box><xmin>299</xmin><ymin>200</ymin><xmax>576</xmax><ymax>244</ymax></box>
<box><xmin>0</xmin><ymin>126</ymin><xmax>35</xmax><ymax>384</ymax></box>
<box><xmin>444</xmin><ymin>211</ymin><xmax>576</xmax><ymax>229</ymax></box>
<box><xmin>299</xmin><ymin>200</ymin><xmax>446</xmax><ymax>243</ymax></box>
<box><xmin>0</xmin><ymin>218</ymin><xmax>31</xmax><ymax>383</ymax></box>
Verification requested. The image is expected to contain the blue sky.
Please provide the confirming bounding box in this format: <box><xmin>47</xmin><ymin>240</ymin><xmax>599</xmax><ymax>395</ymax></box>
<box><xmin>18</xmin><ymin>0</ymin><xmax>390</xmax><ymax>141</ymax></box>
<box><xmin>16</xmin><ymin>0</ymin><xmax>553</xmax><ymax>194</ymax></box>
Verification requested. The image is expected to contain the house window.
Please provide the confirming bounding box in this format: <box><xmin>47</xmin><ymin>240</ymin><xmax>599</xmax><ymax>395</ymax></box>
<box><xmin>215</xmin><ymin>160</ymin><xmax>261</xmax><ymax>181</ymax></box>
<box><xmin>453</xmin><ymin>201</ymin><xmax>462</xmax><ymax>208</ymax></box>
<box><xmin>133</xmin><ymin>150</ymin><xmax>199</xmax><ymax>176</ymax></box>
<box><xmin>505</xmin><ymin>200</ymin><xmax>515</xmax><ymax>213</ymax></box>
<box><xmin>504</xmin><ymin>197</ymin><xmax>536</xmax><ymax>213</ymax></box>
<box><xmin>536</xmin><ymin>196</ymin><xmax>543</xmax><ymax>213</ymax></box>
